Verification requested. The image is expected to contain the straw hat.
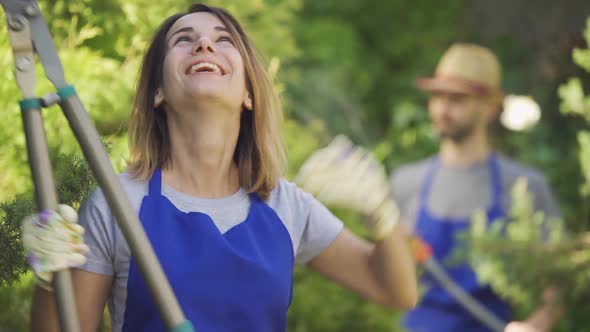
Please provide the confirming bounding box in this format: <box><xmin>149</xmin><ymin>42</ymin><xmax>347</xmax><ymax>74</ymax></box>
<box><xmin>416</xmin><ymin>43</ymin><xmax>504</xmax><ymax>98</ymax></box>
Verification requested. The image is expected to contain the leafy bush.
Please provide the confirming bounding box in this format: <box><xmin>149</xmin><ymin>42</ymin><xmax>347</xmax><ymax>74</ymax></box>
<box><xmin>463</xmin><ymin>17</ymin><xmax>590</xmax><ymax>331</ymax></box>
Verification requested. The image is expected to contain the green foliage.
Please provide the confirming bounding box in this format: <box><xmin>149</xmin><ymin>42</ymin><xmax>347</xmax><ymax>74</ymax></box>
<box><xmin>1</xmin><ymin>0</ymin><xmax>586</xmax><ymax>330</ymax></box>
<box><xmin>0</xmin><ymin>151</ymin><xmax>98</xmax><ymax>331</ymax></box>
<box><xmin>0</xmin><ymin>153</ymin><xmax>96</xmax><ymax>286</ymax></box>
<box><xmin>289</xmin><ymin>266</ymin><xmax>402</xmax><ymax>332</ymax></box>
<box><xmin>289</xmin><ymin>0</ymin><xmax>461</xmax><ymax>150</ymax></box>
<box><xmin>572</xmin><ymin>18</ymin><xmax>590</xmax><ymax>74</ymax></box>
<box><xmin>579</xmin><ymin>132</ymin><xmax>590</xmax><ymax>196</ymax></box>
<box><xmin>462</xmin><ymin>17</ymin><xmax>590</xmax><ymax>330</ymax></box>
<box><xmin>465</xmin><ymin>179</ymin><xmax>566</xmax><ymax>308</ymax></box>
<box><xmin>0</xmin><ymin>193</ymin><xmax>34</xmax><ymax>286</ymax></box>
<box><xmin>558</xmin><ymin>78</ymin><xmax>590</xmax><ymax>122</ymax></box>
<box><xmin>558</xmin><ymin>18</ymin><xmax>590</xmax><ymax>198</ymax></box>
<box><xmin>0</xmin><ymin>273</ymin><xmax>34</xmax><ymax>331</ymax></box>
<box><xmin>0</xmin><ymin>16</ymin><xmax>132</xmax><ymax>201</ymax></box>
<box><xmin>464</xmin><ymin>177</ymin><xmax>590</xmax><ymax>329</ymax></box>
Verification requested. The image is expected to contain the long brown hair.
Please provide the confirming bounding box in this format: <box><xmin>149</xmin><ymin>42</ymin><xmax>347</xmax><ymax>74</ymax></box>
<box><xmin>127</xmin><ymin>4</ymin><xmax>286</xmax><ymax>199</ymax></box>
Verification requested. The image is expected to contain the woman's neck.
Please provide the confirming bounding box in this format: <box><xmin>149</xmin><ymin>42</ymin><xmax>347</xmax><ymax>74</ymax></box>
<box><xmin>163</xmin><ymin>107</ymin><xmax>241</xmax><ymax>198</ymax></box>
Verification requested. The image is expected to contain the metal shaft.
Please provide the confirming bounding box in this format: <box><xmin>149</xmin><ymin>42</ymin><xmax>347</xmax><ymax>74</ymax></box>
<box><xmin>59</xmin><ymin>95</ymin><xmax>187</xmax><ymax>330</ymax></box>
<box><xmin>22</xmin><ymin>107</ymin><xmax>80</xmax><ymax>332</ymax></box>
<box><xmin>424</xmin><ymin>259</ymin><xmax>506</xmax><ymax>332</ymax></box>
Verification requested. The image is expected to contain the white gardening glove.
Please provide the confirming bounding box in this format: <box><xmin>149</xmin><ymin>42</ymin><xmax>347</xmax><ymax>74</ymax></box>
<box><xmin>295</xmin><ymin>135</ymin><xmax>399</xmax><ymax>240</ymax></box>
<box><xmin>22</xmin><ymin>204</ymin><xmax>89</xmax><ymax>291</ymax></box>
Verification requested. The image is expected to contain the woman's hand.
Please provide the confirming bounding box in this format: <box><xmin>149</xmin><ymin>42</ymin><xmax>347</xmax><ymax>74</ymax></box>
<box><xmin>295</xmin><ymin>135</ymin><xmax>399</xmax><ymax>240</ymax></box>
<box><xmin>22</xmin><ymin>204</ymin><xmax>89</xmax><ymax>290</ymax></box>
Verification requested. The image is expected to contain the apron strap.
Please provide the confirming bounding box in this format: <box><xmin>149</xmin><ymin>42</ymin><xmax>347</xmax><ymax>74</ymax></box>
<box><xmin>148</xmin><ymin>168</ymin><xmax>162</xmax><ymax>197</ymax></box>
<box><xmin>419</xmin><ymin>157</ymin><xmax>440</xmax><ymax>207</ymax></box>
<box><xmin>488</xmin><ymin>154</ymin><xmax>503</xmax><ymax>211</ymax></box>
<box><xmin>248</xmin><ymin>192</ymin><xmax>260</xmax><ymax>202</ymax></box>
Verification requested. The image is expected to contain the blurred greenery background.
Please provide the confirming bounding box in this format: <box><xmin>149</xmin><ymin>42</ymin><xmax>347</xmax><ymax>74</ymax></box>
<box><xmin>0</xmin><ymin>0</ymin><xmax>589</xmax><ymax>331</ymax></box>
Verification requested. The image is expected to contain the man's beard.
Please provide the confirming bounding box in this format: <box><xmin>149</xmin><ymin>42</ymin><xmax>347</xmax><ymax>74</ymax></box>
<box><xmin>438</xmin><ymin>122</ymin><xmax>475</xmax><ymax>143</ymax></box>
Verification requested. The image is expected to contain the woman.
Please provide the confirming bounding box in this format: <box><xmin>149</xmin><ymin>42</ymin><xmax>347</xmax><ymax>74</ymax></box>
<box><xmin>26</xmin><ymin>4</ymin><xmax>417</xmax><ymax>331</ymax></box>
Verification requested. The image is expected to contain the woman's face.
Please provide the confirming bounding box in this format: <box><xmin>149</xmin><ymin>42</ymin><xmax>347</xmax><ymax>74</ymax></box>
<box><xmin>157</xmin><ymin>12</ymin><xmax>252</xmax><ymax>113</ymax></box>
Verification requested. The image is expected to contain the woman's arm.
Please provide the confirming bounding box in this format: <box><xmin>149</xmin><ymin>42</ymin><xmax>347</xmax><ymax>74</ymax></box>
<box><xmin>308</xmin><ymin>225</ymin><xmax>417</xmax><ymax>310</ymax></box>
<box><xmin>294</xmin><ymin>136</ymin><xmax>417</xmax><ymax>309</ymax></box>
<box><xmin>30</xmin><ymin>269</ymin><xmax>112</xmax><ymax>332</ymax></box>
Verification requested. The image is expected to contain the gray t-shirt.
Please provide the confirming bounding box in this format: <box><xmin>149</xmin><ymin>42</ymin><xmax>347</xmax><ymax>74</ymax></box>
<box><xmin>78</xmin><ymin>173</ymin><xmax>343</xmax><ymax>332</ymax></box>
<box><xmin>390</xmin><ymin>154</ymin><xmax>560</xmax><ymax>232</ymax></box>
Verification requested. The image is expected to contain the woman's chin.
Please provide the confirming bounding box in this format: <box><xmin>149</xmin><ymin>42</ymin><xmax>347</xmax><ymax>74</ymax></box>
<box><xmin>181</xmin><ymin>92</ymin><xmax>239</xmax><ymax>112</ymax></box>
<box><xmin>185</xmin><ymin>87</ymin><xmax>224</xmax><ymax>102</ymax></box>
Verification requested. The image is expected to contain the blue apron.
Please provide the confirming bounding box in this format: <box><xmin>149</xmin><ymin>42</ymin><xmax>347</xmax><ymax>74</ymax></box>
<box><xmin>404</xmin><ymin>155</ymin><xmax>512</xmax><ymax>332</ymax></box>
<box><xmin>122</xmin><ymin>169</ymin><xmax>294</xmax><ymax>331</ymax></box>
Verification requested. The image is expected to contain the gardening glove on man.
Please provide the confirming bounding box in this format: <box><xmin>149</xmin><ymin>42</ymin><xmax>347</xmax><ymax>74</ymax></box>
<box><xmin>295</xmin><ymin>135</ymin><xmax>399</xmax><ymax>240</ymax></box>
<box><xmin>22</xmin><ymin>204</ymin><xmax>89</xmax><ymax>291</ymax></box>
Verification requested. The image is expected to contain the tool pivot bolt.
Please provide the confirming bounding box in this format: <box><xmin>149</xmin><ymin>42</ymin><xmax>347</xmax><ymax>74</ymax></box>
<box><xmin>8</xmin><ymin>16</ymin><xmax>25</xmax><ymax>31</ymax></box>
<box><xmin>16</xmin><ymin>57</ymin><xmax>33</xmax><ymax>72</ymax></box>
<box><xmin>25</xmin><ymin>4</ymin><xmax>39</xmax><ymax>17</ymax></box>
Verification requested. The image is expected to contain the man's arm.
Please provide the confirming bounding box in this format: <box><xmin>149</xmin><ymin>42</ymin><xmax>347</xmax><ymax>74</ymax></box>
<box><xmin>525</xmin><ymin>286</ymin><xmax>563</xmax><ymax>331</ymax></box>
<box><xmin>504</xmin><ymin>286</ymin><xmax>562</xmax><ymax>332</ymax></box>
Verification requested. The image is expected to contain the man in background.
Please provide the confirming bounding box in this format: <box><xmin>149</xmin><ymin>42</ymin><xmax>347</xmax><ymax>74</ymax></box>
<box><xmin>391</xmin><ymin>43</ymin><xmax>562</xmax><ymax>332</ymax></box>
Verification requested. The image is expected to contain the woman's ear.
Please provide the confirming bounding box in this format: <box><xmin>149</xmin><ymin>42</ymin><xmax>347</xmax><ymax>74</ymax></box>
<box><xmin>243</xmin><ymin>92</ymin><xmax>253</xmax><ymax>111</ymax></box>
<box><xmin>155</xmin><ymin>88</ymin><xmax>165</xmax><ymax>107</ymax></box>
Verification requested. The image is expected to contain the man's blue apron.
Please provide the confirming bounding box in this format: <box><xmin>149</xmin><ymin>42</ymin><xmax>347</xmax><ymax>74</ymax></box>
<box><xmin>404</xmin><ymin>155</ymin><xmax>512</xmax><ymax>332</ymax></box>
<box><xmin>121</xmin><ymin>169</ymin><xmax>294</xmax><ymax>331</ymax></box>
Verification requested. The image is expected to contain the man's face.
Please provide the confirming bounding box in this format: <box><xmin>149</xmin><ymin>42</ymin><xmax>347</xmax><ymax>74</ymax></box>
<box><xmin>428</xmin><ymin>91</ymin><xmax>488</xmax><ymax>143</ymax></box>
